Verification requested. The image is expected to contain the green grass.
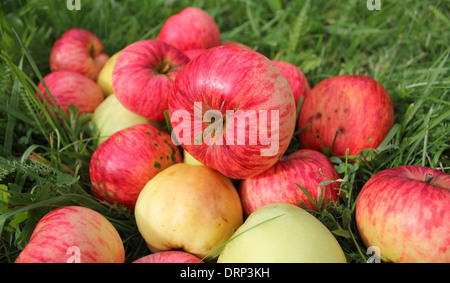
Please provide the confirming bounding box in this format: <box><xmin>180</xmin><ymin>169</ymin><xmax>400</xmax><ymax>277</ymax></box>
<box><xmin>0</xmin><ymin>0</ymin><xmax>449</xmax><ymax>263</ymax></box>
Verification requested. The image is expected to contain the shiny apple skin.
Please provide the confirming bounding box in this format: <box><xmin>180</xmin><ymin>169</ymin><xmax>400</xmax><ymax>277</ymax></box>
<box><xmin>168</xmin><ymin>45</ymin><xmax>297</xmax><ymax>179</ymax></box>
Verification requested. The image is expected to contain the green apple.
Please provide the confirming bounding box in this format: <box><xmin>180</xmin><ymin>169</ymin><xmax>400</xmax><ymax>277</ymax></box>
<box><xmin>183</xmin><ymin>149</ymin><xmax>204</xmax><ymax>165</ymax></box>
<box><xmin>92</xmin><ymin>93</ymin><xmax>163</xmax><ymax>145</ymax></box>
<box><xmin>97</xmin><ymin>51</ymin><xmax>120</xmax><ymax>96</ymax></box>
<box><xmin>217</xmin><ymin>203</ymin><xmax>347</xmax><ymax>263</ymax></box>
<box><xmin>134</xmin><ymin>163</ymin><xmax>243</xmax><ymax>259</ymax></box>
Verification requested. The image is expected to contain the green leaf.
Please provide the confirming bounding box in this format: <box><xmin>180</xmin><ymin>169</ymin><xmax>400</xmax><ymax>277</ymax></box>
<box><xmin>56</xmin><ymin>173</ymin><xmax>79</xmax><ymax>187</ymax></box>
<box><xmin>330</xmin><ymin>156</ymin><xmax>343</xmax><ymax>164</ymax></box>
<box><xmin>0</xmin><ymin>184</ymin><xmax>10</xmax><ymax>214</ymax></box>
<box><xmin>288</xmin><ymin>0</ymin><xmax>310</xmax><ymax>54</ymax></box>
<box><xmin>319</xmin><ymin>180</ymin><xmax>335</xmax><ymax>186</ymax></box>
<box><xmin>332</xmin><ymin>229</ymin><xmax>351</xmax><ymax>239</ymax></box>
<box><xmin>342</xmin><ymin>207</ymin><xmax>353</xmax><ymax>229</ymax></box>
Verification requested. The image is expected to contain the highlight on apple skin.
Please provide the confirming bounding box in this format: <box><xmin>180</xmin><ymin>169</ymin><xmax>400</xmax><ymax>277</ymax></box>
<box><xmin>355</xmin><ymin>165</ymin><xmax>450</xmax><ymax>263</ymax></box>
<box><xmin>49</xmin><ymin>28</ymin><xmax>109</xmax><ymax>80</ymax></box>
<box><xmin>112</xmin><ymin>39</ymin><xmax>190</xmax><ymax>121</ymax></box>
<box><xmin>14</xmin><ymin>206</ymin><xmax>125</xmax><ymax>263</ymax></box>
<box><xmin>297</xmin><ymin>74</ymin><xmax>394</xmax><ymax>157</ymax></box>
<box><xmin>239</xmin><ymin>149</ymin><xmax>341</xmax><ymax>216</ymax></box>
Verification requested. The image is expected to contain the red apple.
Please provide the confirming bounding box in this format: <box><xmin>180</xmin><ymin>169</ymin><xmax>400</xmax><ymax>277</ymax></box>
<box><xmin>272</xmin><ymin>60</ymin><xmax>310</xmax><ymax>107</ymax></box>
<box><xmin>49</xmin><ymin>28</ymin><xmax>109</xmax><ymax>80</ymax></box>
<box><xmin>168</xmin><ymin>45</ymin><xmax>297</xmax><ymax>180</ymax></box>
<box><xmin>297</xmin><ymin>74</ymin><xmax>394</xmax><ymax>157</ymax></box>
<box><xmin>36</xmin><ymin>70</ymin><xmax>104</xmax><ymax>115</ymax></box>
<box><xmin>112</xmin><ymin>39</ymin><xmax>190</xmax><ymax>121</ymax></box>
<box><xmin>89</xmin><ymin>123</ymin><xmax>182</xmax><ymax>211</ymax></box>
<box><xmin>355</xmin><ymin>165</ymin><xmax>450</xmax><ymax>263</ymax></box>
<box><xmin>220</xmin><ymin>41</ymin><xmax>253</xmax><ymax>50</ymax></box>
<box><xmin>184</xmin><ymin>48</ymin><xmax>206</xmax><ymax>60</ymax></box>
<box><xmin>133</xmin><ymin>251</ymin><xmax>204</xmax><ymax>263</ymax></box>
<box><xmin>15</xmin><ymin>206</ymin><xmax>125</xmax><ymax>263</ymax></box>
<box><xmin>157</xmin><ymin>7</ymin><xmax>220</xmax><ymax>52</ymax></box>
<box><xmin>239</xmin><ymin>149</ymin><xmax>341</xmax><ymax>216</ymax></box>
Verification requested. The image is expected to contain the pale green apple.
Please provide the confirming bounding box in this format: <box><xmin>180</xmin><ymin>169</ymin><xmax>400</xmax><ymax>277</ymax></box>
<box><xmin>183</xmin><ymin>149</ymin><xmax>204</xmax><ymax>165</ymax></box>
<box><xmin>97</xmin><ymin>51</ymin><xmax>120</xmax><ymax>96</ymax></box>
<box><xmin>92</xmin><ymin>93</ymin><xmax>164</xmax><ymax>145</ymax></box>
<box><xmin>217</xmin><ymin>203</ymin><xmax>347</xmax><ymax>263</ymax></box>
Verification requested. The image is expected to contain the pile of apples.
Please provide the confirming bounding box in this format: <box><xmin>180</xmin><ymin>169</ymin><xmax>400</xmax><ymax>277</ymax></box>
<box><xmin>17</xmin><ymin>7</ymin><xmax>449</xmax><ymax>263</ymax></box>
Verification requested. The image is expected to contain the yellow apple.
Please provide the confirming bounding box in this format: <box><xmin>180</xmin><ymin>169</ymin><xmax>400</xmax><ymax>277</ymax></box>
<box><xmin>91</xmin><ymin>93</ymin><xmax>164</xmax><ymax>145</ymax></box>
<box><xmin>217</xmin><ymin>203</ymin><xmax>347</xmax><ymax>263</ymax></box>
<box><xmin>97</xmin><ymin>51</ymin><xmax>120</xmax><ymax>96</ymax></box>
<box><xmin>134</xmin><ymin>163</ymin><xmax>243</xmax><ymax>259</ymax></box>
<box><xmin>183</xmin><ymin>149</ymin><xmax>204</xmax><ymax>165</ymax></box>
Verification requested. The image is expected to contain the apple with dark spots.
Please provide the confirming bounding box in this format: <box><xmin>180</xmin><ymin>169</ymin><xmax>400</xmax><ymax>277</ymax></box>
<box><xmin>355</xmin><ymin>165</ymin><xmax>450</xmax><ymax>263</ymax></box>
<box><xmin>15</xmin><ymin>206</ymin><xmax>125</xmax><ymax>263</ymax></box>
<box><xmin>89</xmin><ymin>124</ymin><xmax>182</xmax><ymax>211</ymax></box>
<box><xmin>297</xmin><ymin>74</ymin><xmax>394</xmax><ymax>157</ymax></box>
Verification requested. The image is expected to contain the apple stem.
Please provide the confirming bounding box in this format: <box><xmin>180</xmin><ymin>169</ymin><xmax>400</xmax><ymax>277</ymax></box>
<box><xmin>159</xmin><ymin>64</ymin><xmax>171</xmax><ymax>74</ymax></box>
<box><xmin>424</xmin><ymin>173</ymin><xmax>434</xmax><ymax>184</ymax></box>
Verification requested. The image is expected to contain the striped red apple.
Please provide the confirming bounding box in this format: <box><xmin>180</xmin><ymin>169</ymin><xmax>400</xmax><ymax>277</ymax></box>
<box><xmin>272</xmin><ymin>60</ymin><xmax>310</xmax><ymax>107</ymax></box>
<box><xmin>49</xmin><ymin>28</ymin><xmax>109</xmax><ymax>80</ymax></box>
<box><xmin>112</xmin><ymin>40</ymin><xmax>190</xmax><ymax>121</ymax></box>
<box><xmin>168</xmin><ymin>45</ymin><xmax>296</xmax><ymax>179</ymax></box>
<box><xmin>157</xmin><ymin>7</ymin><xmax>221</xmax><ymax>52</ymax></box>
<box><xmin>37</xmin><ymin>70</ymin><xmax>104</xmax><ymax>116</ymax></box>
<box><xmin>15</xmin><ymin>206</ymin><xmax>125</xmax><ymax>263</ymax></box>
<box><xmin>240</xmin><ymin>149</ymin><xmax>341</xmax><ymax>216</ymax></box>
<box><xmin>89</xmin><ymin>124</ymin><xmax>182</xmax><ymax>211</ymax></box>
<box><xmin>355</xmin><ymin>165</ymin><xmax>450</xmax><ymax>263</ymax></box>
